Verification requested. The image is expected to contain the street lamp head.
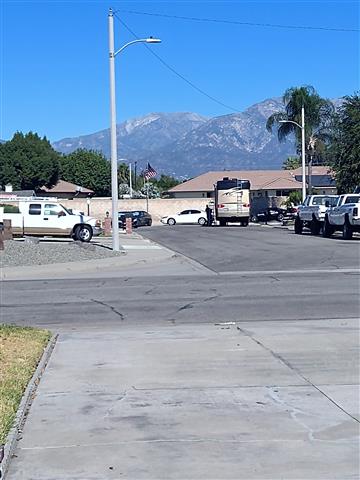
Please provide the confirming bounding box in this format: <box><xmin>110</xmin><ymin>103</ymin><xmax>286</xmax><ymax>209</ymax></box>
<box><xmin>146</xmin><ymin>37</ymin><xmax>161</xmax><ymax>43</ymax></box>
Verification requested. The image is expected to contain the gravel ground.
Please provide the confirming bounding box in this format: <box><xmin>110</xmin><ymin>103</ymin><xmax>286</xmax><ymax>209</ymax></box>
<box><xmin>0</xmin><ymin>240</ymin><xmax>124</xmax><ymax>267</ymax></box>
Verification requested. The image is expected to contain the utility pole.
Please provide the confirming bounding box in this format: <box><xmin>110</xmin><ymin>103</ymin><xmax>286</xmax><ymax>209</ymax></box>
<box><xmin>129</xmin><ymin>163</ymin><xmax>133</xmax><ymax>198</ymax></box>
<box><xmin>108</xmin><ymin>8</ymin><xmax>120</xmax><ymax>251</ymax></box>
<box><xmin>134</xmin><ymin>161</ymin><xmax>137</xmax><ymax>192</ymax></box>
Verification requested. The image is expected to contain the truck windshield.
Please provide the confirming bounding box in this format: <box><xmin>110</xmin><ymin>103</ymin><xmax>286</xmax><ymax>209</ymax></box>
<box><xmin>344</xmin><ymin>196</ymin><xmax>360</xmax><ymax>204</ymax></box>
<box><xmin>312</xmin><ymin>197</ymin><xmax>329</xmax><ymax>205</ymax></box>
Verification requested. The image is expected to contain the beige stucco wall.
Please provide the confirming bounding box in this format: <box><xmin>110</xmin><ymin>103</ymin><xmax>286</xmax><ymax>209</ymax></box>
<box><xmin>61</xmin><ymin>198</ymin><xmax>210</xmax><ymax>222</ymax></box>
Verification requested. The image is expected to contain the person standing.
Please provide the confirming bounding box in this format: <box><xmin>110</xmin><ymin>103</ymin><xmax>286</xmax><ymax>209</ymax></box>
<box><xmin>205</xmin><ymin>204</ymin><xmax>213</xmax><ymax>226</ymax></box>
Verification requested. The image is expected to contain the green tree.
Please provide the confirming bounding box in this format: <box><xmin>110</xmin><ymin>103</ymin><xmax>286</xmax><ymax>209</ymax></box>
<box><xmin>0</xmin><ymin>132</ymin><xmax>60</xmax><ymax>190</ymax></box>
<box><xmin>154</xmin><ymin>174</ymin><xmax>180</xmax><ymax>192</ymax></box>
<box><xmin>328</xmin><ymin>93</ymin><xmax>360</xmax><ymax>193</ymax></box>
<box><xmin>282</xmin><ymin>156</ymin><xmax>301</xmax><ymax>170</ymax></box>
<box><xmin>266</xmin><ymin>86</ymin><xmax>334</xmax><ymax>160</ymax></box>
<box><xmin>282</xmin><ymin>191</ymin><xmax>302</xmax><ymax>207</ymax></box>
<box><xmin>59</xmin><ymin>149</ymin><xmax>111</xmax><ymax>196</ymax></box>
<box><xmin>118</xmin><ymin>162</ymin><xmax>130</xmax><ymax>184</ymax></box>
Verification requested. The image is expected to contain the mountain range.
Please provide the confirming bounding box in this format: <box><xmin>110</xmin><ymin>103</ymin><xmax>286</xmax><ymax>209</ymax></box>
<box><xmin>52</xmin><ymin>97</ymin><xmax>299</xmax><ymax>178</ymax></box>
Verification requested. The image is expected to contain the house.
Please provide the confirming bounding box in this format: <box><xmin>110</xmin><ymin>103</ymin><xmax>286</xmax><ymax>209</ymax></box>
<box><xmin>1</xmin><ymin>180</ymin><xmax>94</xmax><ymax>200</ymax></box>
<box><xmin>167</xmin><ymin>170</ymin><xmax>303</xmax><ymax>199</ymax></box>
<box><xmin>37</xmin><ymin>180</ymin><xmax>94</xmax><ymax>199</ymax></box>
<box><xmin>0</xmin><ymin>184</ymin><xmax>35</xmax><ymax>199</ymax></box>
<box><xmin>291</xmin><ymin>166</ymin><xmax>337</xmax><ymax>195</ymax></box>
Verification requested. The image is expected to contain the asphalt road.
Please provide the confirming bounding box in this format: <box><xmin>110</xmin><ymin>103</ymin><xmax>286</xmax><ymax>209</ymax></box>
<box><xmin>1</xmin><ymin>226</ymin><xmax>359</xmax><ymax>330</ymax></box>
<box><xmin>139</xmin><ymin>224</ymin><xmax>360</xmax><ymax>273</ymax></box>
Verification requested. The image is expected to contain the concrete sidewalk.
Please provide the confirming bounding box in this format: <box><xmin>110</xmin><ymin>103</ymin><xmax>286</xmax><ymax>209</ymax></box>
<box><xmin>6</xmin><ymin>319</ymin><xmax>359</xmax><ymax>479</ymax></box>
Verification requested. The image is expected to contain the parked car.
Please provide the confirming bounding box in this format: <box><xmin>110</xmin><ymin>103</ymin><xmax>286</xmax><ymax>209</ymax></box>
<box><xmin>161</xmin><ymin>209</ymin><xmax>207</xmax><ymax>226</ymax></box>
<box><xmin>118</xmin><ymin>210</ymin><xmax>152</xmax><ymax>229</ymax></box>
<box><xmin>251</xmin><ymin>207</ymin><xmax>288</xmax><ymax>223</ymax></box>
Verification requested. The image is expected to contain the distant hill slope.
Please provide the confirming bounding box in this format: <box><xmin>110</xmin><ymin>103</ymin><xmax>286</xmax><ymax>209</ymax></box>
<box><xmin>53</xmin><ymin>97</ymin><xmax>336</xmax><ymax>177</ymax></box>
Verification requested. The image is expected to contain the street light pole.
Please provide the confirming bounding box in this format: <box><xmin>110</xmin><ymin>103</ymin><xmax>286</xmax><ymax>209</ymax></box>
<box><xmin>301</xmin><ymin>105</ymin><xmax>306</xmax><ymax>201</ymax></box>
<box><xmin>280</xmin><ymin>106</ymin><xmax>306</xmax><ymax>202</ymax></box>
<box><xmin>108</xmin><ymin>9</ymin><xmax>120</xmax><ymax>251</ymax></box>
<box><xmin>108</xmin><ymin>8</ymin><xmax>161</xmax><ymax>251</ymax></box>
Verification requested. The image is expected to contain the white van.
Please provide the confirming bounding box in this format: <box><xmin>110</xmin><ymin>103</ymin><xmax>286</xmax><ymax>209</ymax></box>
<box><xmin>0</xmin><ymin>197</ymin><xmax>102</xmax><ymax>242</ymax></box>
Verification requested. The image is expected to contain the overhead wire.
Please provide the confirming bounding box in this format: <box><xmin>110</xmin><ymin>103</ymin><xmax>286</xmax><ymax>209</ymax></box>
<box><xmin>114</xmin><ymin>9</ymin><xmax>359</xmax><ymax>33</ymax></box>
<box><xmin>113</xmin><ymin>13</ymin><xmax>241</xmax><ymax>113</ymax></box>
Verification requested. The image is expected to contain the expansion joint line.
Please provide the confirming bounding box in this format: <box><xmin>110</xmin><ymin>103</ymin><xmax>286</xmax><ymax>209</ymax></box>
<box><xmin>236</xmin><ymin>326</ymin><xmax>359</xmax><ymax>424</ymax></box>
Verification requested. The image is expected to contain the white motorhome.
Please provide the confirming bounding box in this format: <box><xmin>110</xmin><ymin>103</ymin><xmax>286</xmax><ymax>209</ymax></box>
<box><xmin>0</xmin><ymin>196</ymin><xmax>102</xmax><ymax>242</ymax></box>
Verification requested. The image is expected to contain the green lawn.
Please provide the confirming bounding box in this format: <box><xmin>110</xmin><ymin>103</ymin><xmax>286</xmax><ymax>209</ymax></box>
<box><xmin>0</xmin><ymin>325</ymin><xmax>51</xmax><ymax>445</ymax></box>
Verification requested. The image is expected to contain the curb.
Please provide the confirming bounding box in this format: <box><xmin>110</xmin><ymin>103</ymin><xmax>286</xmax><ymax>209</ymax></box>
<box><xmin>0</xmin><ymin>334</ymin><xmax>58</xmax><ymax>479</ymax></box>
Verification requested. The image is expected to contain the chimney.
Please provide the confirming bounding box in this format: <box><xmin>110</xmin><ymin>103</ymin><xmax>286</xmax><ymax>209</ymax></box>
<box><xmin>5</xmin><ymin>184</ymin><xmax>13</xmax><ymax>192</ymax></box>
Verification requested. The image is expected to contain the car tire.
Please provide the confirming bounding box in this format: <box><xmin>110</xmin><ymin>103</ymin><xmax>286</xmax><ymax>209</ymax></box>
<box><xmin>148</xmin><ymin>219</ymin><xmax>152</xmax><ymax>226</ymax></box>
<box><xmin>198</xmin><ymin>217</ymin><xmax>206</xmax><ymax>226</ymax></box>
<box><xmin>322</xmin><ymin>217</ymin><xmax>333</xmax><ymax>238</ymax></box>
<box><xmin>167</xmin><ymin>218</ymin><xmax>176</xmax><ymax>226</ymax></box>
<box><xmin>250</xmin><ymin>215</ymin><xmax>257</xmax><ymax>223</ymax></box>
<box><xmin>278</xmin><ymin>213</ymin><xmax>284</xmax><ymax>222</ymax></box>
<box><xmin>310</xmin><ymin>219</ymin><xmax>321</xmax><ymax>235</ymax></box>
<box><xmin>219</xmin><ymin>219</ymin><xmax>226</xmax><ymax>226</ymax></box>
<box><xmin>294</xmin><ymin>216</ymin><xmax>303</xmax><ymax>234</ymax></box>
<box><xmin>74</xmin><ymin>224</ymin><xmax>92</xmax><ymax>242</ymax></box>
<box><xmin>342</xmin><ymin>219</ymin><xmax>353</xmax><ymax>240</ymax></box>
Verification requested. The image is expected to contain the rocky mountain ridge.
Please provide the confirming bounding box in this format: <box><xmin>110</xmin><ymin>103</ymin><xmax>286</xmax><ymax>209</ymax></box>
<box><xmin>52</xmin><ymin>98</ymin><xmax>302</xmax><ymax>177</ymax></box>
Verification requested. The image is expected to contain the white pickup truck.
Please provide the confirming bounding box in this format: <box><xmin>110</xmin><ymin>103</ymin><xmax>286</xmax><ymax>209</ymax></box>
<box><xmin>323</xmin><ymin>193</ymin><xmax>360</xmax><ymax>239</ymax></box>
<box><xmin>294</xmin><ymin>195</ymin><xmax>339</xmax><ymax>235</ymax></box>
<box><xmin>0</xmin><ymin>197</ymin><xmax>102</xmax><ymax>242</ymax></box>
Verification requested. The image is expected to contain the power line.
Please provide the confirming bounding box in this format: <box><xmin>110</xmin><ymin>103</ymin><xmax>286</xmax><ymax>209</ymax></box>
<box><xmin>115</xmin><ymin>9</ymin><xmax>359</xmax><ymax>33</ymax></box>
<box><xmin>113</xmin><ymin>13</ymin><xmax>241</xmax><ymax>113</ymax></box>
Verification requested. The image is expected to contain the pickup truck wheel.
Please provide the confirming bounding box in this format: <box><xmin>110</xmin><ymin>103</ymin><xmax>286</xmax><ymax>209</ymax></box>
<box><xmin>310</xmin><ymin>220</ymin><xmax>321</xmax><ymax>235</ymax></box>
<box><xmin>219</xmin><ymin>219</ymin><xmax>227</xmax><ymax>227</ymax></box>
<box><xmin>322</xmin><ymin>218</ymin><xmax>333</xmax><ymax>238</ymax></box>
<box><xmin>342</xmin><ymin>221</ymin><xmax>353</xmax><ymax>240</ymax></box>
<box><xmin>294</xmin><ymin>217</ymin><xmax>303</xmax><ymax>234</ymax></box>
<box><xmin>75</xmin><ymin>224</ymin><xmax>93</xmax><ymax>242</ymax></box>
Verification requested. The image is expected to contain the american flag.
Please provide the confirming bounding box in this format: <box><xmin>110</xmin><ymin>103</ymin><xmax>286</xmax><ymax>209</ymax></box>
<box><xmin>142</xmin><ymin>162</ymin><xmax>157</xmax><ymax>180</ymax></box>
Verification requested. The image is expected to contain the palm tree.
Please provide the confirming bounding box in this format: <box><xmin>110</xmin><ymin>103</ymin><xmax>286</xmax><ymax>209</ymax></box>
<box><xmin>266</xmin><ymin>85</ymin><xmax>335</xmax><ymax>155</ymax></box>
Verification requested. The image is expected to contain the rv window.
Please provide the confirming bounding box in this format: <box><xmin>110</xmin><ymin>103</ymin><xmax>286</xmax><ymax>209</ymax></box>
<box><xmin>29</xmin><ymin>204</ymin><xmax>42</xmax><ymax>215</ymax></box>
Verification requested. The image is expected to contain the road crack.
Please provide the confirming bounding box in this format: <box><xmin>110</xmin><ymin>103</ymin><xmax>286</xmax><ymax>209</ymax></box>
<box><xmin>91</xmin><ymin>299</ymin><xmax>124</xmax><ymax>320</ymax></box>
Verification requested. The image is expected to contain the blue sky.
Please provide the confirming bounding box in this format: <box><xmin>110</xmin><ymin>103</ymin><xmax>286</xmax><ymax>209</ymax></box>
<box><xmin>1</xmin><ymin>0</ymin><xmax>358</xmax><ymax>141</ymax></box>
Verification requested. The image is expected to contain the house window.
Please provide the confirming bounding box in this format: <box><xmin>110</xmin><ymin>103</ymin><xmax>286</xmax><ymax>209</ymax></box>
<box><xmin>276</xmin><ymin>190</ymin><xmax>281</xmax><ymax>196</ymax></box>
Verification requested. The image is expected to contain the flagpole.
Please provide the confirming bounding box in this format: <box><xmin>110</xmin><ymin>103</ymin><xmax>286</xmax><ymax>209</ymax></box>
<box><xmin>146</xmin><ymin>181</ymin><xmax>149</xmax><ymax>212</ymax></box>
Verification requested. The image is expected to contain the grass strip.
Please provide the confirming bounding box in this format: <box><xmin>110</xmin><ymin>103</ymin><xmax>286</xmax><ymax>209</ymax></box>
<box><xmin>0</xmin><ymin>325</ymin><xmax>51</xmax><ymax>445</ymax></box>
